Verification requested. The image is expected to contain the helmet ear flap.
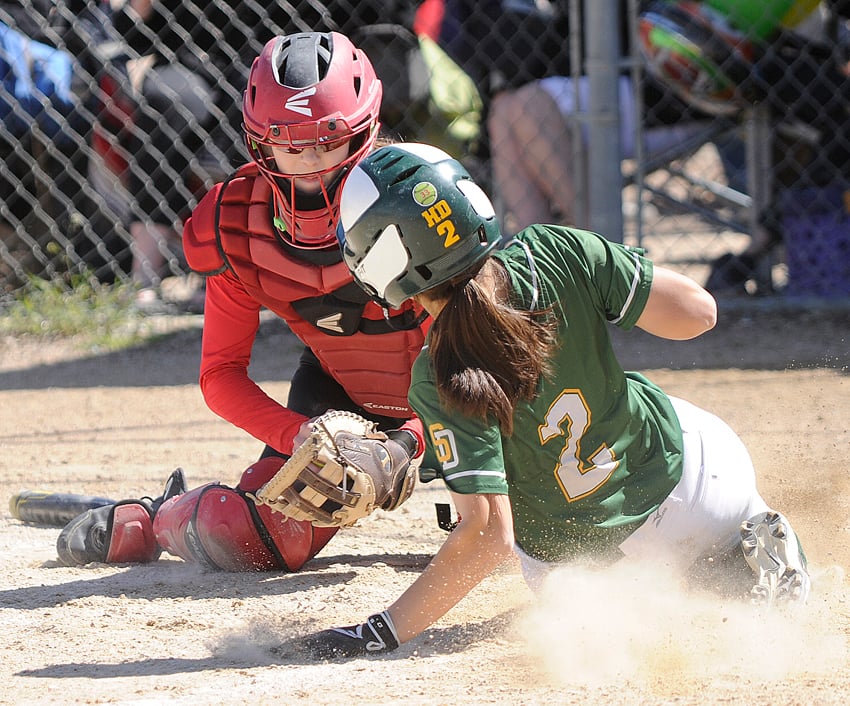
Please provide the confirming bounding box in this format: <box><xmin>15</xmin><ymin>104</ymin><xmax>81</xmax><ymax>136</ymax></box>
<box><xmin>350</xmin><ymin>223</ymin><xmax>412</xmax><ymax>308</ymax></box>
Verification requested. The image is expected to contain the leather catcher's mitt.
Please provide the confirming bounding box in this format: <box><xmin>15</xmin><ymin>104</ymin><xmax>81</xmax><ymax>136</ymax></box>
<box><xmin>253</xmin><ymin>411</ymin><xmax>417</xmax><ymax>527</ymax></box>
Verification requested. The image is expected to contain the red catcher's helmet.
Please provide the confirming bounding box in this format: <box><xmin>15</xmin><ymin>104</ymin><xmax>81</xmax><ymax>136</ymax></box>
<box><xmin>243</xmin><ymin>32</ymin><xmax>382</xmax><ymax>249</ymax></box>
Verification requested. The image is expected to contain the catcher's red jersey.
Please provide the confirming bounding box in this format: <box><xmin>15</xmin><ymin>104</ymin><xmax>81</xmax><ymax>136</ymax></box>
<box><xmin>182</xmin><ymin>166</ymin><xmax>428</xmax><ymax>454</ymax></box>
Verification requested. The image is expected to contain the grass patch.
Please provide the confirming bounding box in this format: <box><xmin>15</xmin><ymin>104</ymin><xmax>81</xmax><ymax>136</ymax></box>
<box><xmin>0</xmin><ymin>276</ymin><xmax>160</xmax><ymax>350</ymax></box>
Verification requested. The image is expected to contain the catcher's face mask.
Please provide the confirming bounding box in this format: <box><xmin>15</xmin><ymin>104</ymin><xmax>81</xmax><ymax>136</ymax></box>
<box><xmin>243</xmin><ymin>31</ymin><xmax>382</xmax><ymax>249</ymax></box>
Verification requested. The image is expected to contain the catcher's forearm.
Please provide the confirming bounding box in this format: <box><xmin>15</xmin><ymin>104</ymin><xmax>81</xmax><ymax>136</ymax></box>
<box><xmin>199</xmin><ymin>364</ymin><xmax>309</xmax><ymax>456</ymax></box>
<box><xmin>386</xmin><ymin>428</ymin><xmax>420</xmax><ymax>457</ymax></box>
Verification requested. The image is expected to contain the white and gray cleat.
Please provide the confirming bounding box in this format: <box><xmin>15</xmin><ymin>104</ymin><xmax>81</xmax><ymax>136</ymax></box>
<box><xmin>740</xmin><ymin>510</ymin><xmax>811</xmax><ymax>606</ymax></box>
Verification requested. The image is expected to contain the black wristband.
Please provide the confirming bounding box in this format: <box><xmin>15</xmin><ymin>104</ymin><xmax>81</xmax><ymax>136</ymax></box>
<box><xmin>366</xmin><ymin>611</ymin><xmax>399</xmax><ymax>651</ymax></box>
<box><xmin>386</xmin><ymin>429</ymin><xmax>419</xmax><ymax>458</ymax></box>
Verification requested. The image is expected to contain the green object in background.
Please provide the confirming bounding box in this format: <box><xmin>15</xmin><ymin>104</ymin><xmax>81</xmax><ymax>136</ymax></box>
<box><xmin>705</xmin><ymin>0</ymin><xmax>820</xmax><ymax>39</ymax></box>
<box><xmin>418</xmin><ymin>35</ymin><xmax>483</xmax><ymax>155</ymax></box>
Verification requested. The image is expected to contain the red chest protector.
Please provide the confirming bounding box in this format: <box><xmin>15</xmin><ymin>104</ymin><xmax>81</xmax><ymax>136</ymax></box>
<box><xmin>183</xmin><ymin>166</ymin><xmax>427</xmax><ymax>418</ymax></box>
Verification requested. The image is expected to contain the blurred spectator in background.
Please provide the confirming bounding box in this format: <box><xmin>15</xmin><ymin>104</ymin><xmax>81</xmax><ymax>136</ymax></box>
<box><xmin>489</xmin><ymin>71</ymin><xmax>712</xmax><ymax>234</ymax></box>
<box><xmin>437</xmin><ymin>0</ymin><xmax>714</xmax><ymax>235</ymax></box>
<box><xmin>636</xmin><ymin>0</ymin><xmax>850</xmax><ymax>295</ymax></box>
<box><xmin>101</xmin><ymin>0</ymin><xmax>217</xmax><ymax>309</ymax></box>
<box><xmin>704</xmin><ymin>0</ymin><xmax>850</xmax><ymax>294</ymax></box>
<box><xmin>0</xmin><ymin>1</ymin><xmax>90</xmax><ymax>233</ymax></box>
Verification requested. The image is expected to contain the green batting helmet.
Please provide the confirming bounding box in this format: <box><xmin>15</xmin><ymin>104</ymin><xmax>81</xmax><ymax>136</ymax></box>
<box><xmin>338</xmin><ymin>143</ymin><xmax>502</xmax><ymax>308</ymax></box>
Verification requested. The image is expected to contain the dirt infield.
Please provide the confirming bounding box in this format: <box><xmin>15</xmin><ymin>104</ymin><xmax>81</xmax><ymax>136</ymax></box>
<box><xmin>1</xmin><ymin>306</ymin><xmax>849</xmax><ymax>706</ymax></box>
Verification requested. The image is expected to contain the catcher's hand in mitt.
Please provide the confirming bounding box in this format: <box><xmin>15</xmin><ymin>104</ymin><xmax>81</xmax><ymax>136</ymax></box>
<box><xmin>253</xmin><ymin>411</ymin><xmax>418</xmax><ymax>527</ymax></box>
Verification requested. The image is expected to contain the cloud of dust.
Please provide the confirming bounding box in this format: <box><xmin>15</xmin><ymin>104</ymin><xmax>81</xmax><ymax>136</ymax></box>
<box><xmin>209</xmin><ymin>623</ymin><xmax>287</xmax><ymax>665</ymax></box>
<box><xmin>520</xmin><ymin>560</ymin><xmax>848</xmax><ymax>689</ymax></box>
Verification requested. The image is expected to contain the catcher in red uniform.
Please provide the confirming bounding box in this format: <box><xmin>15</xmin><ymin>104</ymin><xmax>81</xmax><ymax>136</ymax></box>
<box><xmin>56</xmin><ymin>31</ymin><xmax>428</xmax><ymax>572</ymax></box>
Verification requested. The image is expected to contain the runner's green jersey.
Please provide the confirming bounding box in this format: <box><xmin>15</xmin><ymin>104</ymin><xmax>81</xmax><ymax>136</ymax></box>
<box><xmin>408</xmin><ymin>225</ymin><xmax>684</xmax><ymax>562</ymax></box>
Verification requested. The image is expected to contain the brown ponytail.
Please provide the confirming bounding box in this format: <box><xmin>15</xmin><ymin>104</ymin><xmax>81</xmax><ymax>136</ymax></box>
<box><xmin>427</xmin><ymin>259</ymin><xmax>557</xmax><ymax>435</ymax></box>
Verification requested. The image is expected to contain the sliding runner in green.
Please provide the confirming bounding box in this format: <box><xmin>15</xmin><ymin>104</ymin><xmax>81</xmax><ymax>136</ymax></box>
<box><xmin>303</xmin><ymin>142</ymin><xmax>810</xmax><ymax>658</ymax></box>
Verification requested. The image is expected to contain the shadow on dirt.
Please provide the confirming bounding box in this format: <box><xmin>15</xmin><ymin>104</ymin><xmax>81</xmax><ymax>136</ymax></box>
<box><xmin>0</xmin><ymin>317</ymin><xmax>302</xmax><ymax>391</ymax></box>
<box><xmin>1</xmin><ymin>552</ymin><xmax>428</xmax><ymax>610</ymax></box>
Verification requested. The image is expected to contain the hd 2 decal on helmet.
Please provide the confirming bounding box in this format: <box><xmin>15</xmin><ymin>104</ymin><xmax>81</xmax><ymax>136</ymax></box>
<box><xmin>420</xmin><ymin>198</ymin><xmax>459</xmax><ymax>248</ymax></box>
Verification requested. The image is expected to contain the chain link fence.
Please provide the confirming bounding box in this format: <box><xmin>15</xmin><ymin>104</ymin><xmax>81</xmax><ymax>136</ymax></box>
<box><xmin>1</xmin><ymin>0</ymin><xmax>848</xmax><ymax>303</ymax></box>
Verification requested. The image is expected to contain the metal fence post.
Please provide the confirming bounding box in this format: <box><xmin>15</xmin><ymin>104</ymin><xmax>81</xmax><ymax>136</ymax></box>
<box><xmin>586</xmin><ymin>0</ymin><xmax>623</xmax><ymax>240</ymax></box>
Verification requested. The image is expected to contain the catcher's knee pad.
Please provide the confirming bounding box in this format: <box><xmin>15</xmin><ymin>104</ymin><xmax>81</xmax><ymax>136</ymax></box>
<box><xmin>153</xmin><ymin>483</ymin><xmax>276</xmax><ymax>571</ymax></box>
<box><xmin>153</xmin><ymin>468</ymin><xmax>336</xmax><ymax>572</ymax></box>
<box><xmin>238</xmin><ymin>455</ymin><xmax>287</xmax><ymax>493</ymax></box>
<box><xmin>254</xmin><ymin>504</ymin><xmax>338</xmax><ymax>571</ymax></box>
<box><xmin>240</xmin><ymin>456</ymin><xmax>338</xmax><ymax>570</ymax></box>
<box><xmin>108</xmin><ymin>502</ymin><xmax>160</xmax><ymax>563</ymax></box>
<box><xmin>57</xmin><ymin>501</ymin><xmax>159</xmax><ymax>566</ymax></box>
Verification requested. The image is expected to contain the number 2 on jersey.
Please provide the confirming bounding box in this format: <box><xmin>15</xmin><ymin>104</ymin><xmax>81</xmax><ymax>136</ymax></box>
<box><xmin>538</xmin><ymin>389</ymin><xmax>618</xmax><ymax>502</ymax></box>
